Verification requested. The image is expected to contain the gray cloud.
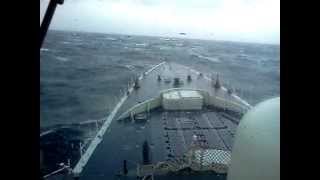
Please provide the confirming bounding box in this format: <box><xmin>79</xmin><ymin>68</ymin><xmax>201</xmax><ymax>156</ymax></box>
<box><xmin>40</xmin><ymin>0</ymin><xmax>279</xmax><ymax>44</ymax></box>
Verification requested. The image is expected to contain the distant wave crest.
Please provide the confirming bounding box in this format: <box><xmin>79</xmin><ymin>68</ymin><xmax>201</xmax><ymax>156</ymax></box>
<box><xmin>56</xmin><ymin>56</ymin><xmax>69</xmax><ymax>62</ymax></box>
<box><xmin>41</xmin><ymin>48</ymin><xmax>49</xmax><ymax>52</ymax></box>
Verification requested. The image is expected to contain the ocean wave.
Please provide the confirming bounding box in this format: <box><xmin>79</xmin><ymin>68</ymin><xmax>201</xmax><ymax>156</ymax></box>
<box><xmin>72</xmin><ymin>38</ymin><xmax>83</xmax><ymax>43</ymax></box>
<box><xmin>135</xmin><ymin>43</ymin><xmax>147</xmax><ymax>47</ymax></box>
<box><xmin>190</xmin><ymin>51</ymin><xmax>220</xmax><ymax>63</ymax></box>
<box><xmin>124</xmin><ymin>65</ymin><xmax>135</xmax><ymax>71</ymax></box>
<box><xmin>198</xmin><ymin>55</ymin><xmax>220</xmax><ymax>63</ymax></box>
<box><xmin>74</xmin><ymin>43</ymin><xmax>84</xmax><ymax>46</ymax></box>
<box><xmin>105</xmin><ymin>37</ymin><xmax>117</xmax><ymax>41</ymax></box>
<box><xmin>41</xmin><ymin>48</ymin><xmax>49</xmax><ymax>52</ymax></box>
<box><xmin>160</xmin><ymin>37</ymin><xmax>172</xmax><ymax>41</ymax></box>
<box><xmin>159</xmin><ymin>46</ymin><xmax>170</xmax><ymax>50</ymax></box>
<box><xmin>41</xmin><ymin>30</ymin><xmax>279</xmax><ymax>129</ymax></box>
<box><xmin>133</xmin><ymin>48</ymin><xmax>143</xmax><ymax>51</ymax></box>
<box><xmin>61</xmin><ymin>41</ymin><xmax>71</xmax><ymax>44</ymax></box>
<box><xmin>238</xmin><ymin>53</ymin><xmax>249</xmax><ymax>58</ymax></box>
<box><xmin>56</xmin><ymin>56</ymin><xmax>69</xmax><ymax>62</ymax></box>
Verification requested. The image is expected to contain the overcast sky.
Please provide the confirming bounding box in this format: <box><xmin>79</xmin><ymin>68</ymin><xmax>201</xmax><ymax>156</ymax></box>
<box><xmin>40</xmin><ymin>0</ymin><xmax>279</xmax><ymax>44</ymax></box>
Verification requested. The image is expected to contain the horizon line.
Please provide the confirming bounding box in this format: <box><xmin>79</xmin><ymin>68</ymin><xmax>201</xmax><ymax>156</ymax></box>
<box><xmin>48</xmin><ymin>28</ymin><xmax>280</xmax><ymax>46</ymax></box>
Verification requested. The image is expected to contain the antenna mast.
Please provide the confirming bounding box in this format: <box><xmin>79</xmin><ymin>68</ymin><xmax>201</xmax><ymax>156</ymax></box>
<box><xmin>40</xmin><ymin>0</ymin><xmax>64</xmax><ymax>49</ymax></box>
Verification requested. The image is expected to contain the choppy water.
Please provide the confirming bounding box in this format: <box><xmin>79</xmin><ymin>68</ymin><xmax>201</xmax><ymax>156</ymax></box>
<box><xmin>40</xmin><ymin>30</ymin><xmax>279</xmax><ymax>128</ymax></box>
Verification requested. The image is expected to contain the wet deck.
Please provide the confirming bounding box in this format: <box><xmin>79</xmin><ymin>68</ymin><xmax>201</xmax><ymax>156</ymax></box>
<box><xmin>113</xmin><ymin>62</ymin><xmax>241</xmax><ymax>120</ymax></box>
<box><xmin>76</xmin><ymin>62</ymin><xmax>246</xmax><ymax>180</ymax></box>
<box><xmin>149</xmin><ymin>109</ymin><xmax>237</xmax><ymax>162</ymax></box>
<box><xmin>79</xmin><ymin>108</ymin><xmax>238</xmax><ymax>180</ymax></box>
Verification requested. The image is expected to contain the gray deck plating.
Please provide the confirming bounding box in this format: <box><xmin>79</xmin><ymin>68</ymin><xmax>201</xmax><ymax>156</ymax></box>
<box><xmin>76</xmin><ymin>62</ymin><xmax>247</xmax><ymax>179</ymax></box>
<box><xmin>72</xmin><ymin>62</ymin><xmax>166</xmax><ymax>176</ymax></box>
<box><xmin>78</xmin><ymin>109</ymin><xmax>238</xmax><ymax>180</ymax></box>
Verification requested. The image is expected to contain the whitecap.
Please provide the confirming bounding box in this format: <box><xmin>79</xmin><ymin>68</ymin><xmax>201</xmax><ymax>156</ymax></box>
<box><xmin>160</xmin><ymin>38</ymin><xmax>171</xmax><ymax>41</ymax></box>
<box><xmin>199</xmin><ymin>55</ymin><xmax>220</xmax><ymax>63</ymax></box>
<box><xmin>61</xmin><ymin>41</ymin><xmax>71</xmax><ymax>44</ymax></box>
<box><xmin>133</xmin><ymin>48</ymin><xmax>143</xmax><ymax>51</ymax></box>
<box><xmin>40</xmin><ymin>48</ymin><xmax>49</xmax><ymax>52</ymax></box>
<box><xmin>135</xmin><ymin>43</ymin><xmax>147</xmax><ymax>47</ymax></box>
<box><xmin>124</xmin><ymin>65</ymin><xmax>135</xmax><ymax>71</ymax></box>
<box><xmin>56</xmin><ymin>56</ymin><xmax>69</xmax><ymax>62</ymax></box>
<box><xmin>240</xmin><ymin>53</ymin><xmax>247</xmax><ymax>56</ymax></box>
<box><xmin>190</xmin><ymin>51</ymin><xmax>220</xmax><ymax>63</ymax></box>
<box><xmin>72</xmin><ymin>38</ymin><xmax>83</xmax><ymax>42</ymax></box>
<box><xmin>105</xmin><ymin>37</ymin><xmax>117</xmax><ymax>41</ymax></box>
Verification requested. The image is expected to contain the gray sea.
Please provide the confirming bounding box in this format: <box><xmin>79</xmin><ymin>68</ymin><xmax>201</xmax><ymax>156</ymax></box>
<box><xmin>40</xmin><ymin>30</ymin><xmax>279</xmax><ymax>129</ymax></box>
